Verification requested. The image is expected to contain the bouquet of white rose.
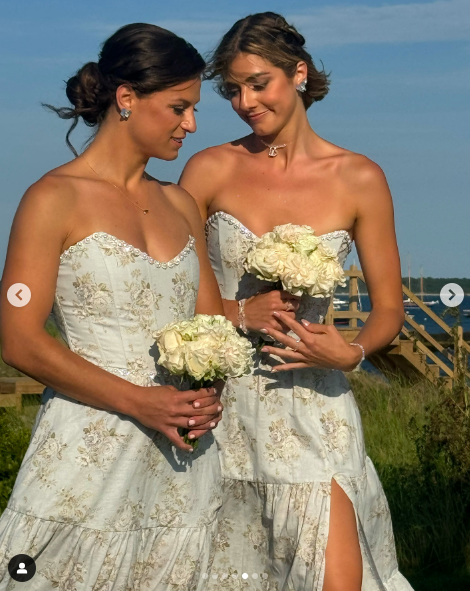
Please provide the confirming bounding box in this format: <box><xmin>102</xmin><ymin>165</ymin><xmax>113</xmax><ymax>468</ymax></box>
<box><xmin>244</xmin><ymin>223</ymin><xmax>346</xmax><ymax>297</ymax></box>
<box><xmin>153</xmin><ymin>314</ymin><xmax>255</xmax><ymax>448</ymax></box>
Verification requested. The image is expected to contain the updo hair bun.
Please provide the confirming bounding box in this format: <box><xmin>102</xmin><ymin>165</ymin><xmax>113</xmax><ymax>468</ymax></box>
<box><xmin>274</xmin><ymin>14</ymin><xmax>306</xmax><ymax>48</ymax></box>
<box><xmin>44</xmin><ymin>23</ymin><xmax>205</xmax><ymax>156</ymax></box>
<box><xmin>205</xmin><ymin>11</ymin><xmax>331</xmax><ymax>110</ymax></box>
<box><xmin>65</xmin><ymin>62</ymin><xmax>108</xmax><ymax>126</ymax></box>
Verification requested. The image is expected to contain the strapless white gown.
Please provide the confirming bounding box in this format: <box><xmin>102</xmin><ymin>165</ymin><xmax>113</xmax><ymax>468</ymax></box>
<box><xmin>0</xmin><ymin>232</ymin><xmax>222</xmax><ymax>590</ymax></box>
<box><xmin>205</xmin><ymin>212</ymin><xmax>413</xmax><ymax>591</ymax></box>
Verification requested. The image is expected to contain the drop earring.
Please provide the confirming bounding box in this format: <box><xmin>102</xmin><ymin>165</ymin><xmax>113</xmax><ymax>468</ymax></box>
<box><xmin>296</xmin><ymin>79</ymin><xmax>307</xmax><ymax>93</ymax></box>
<box><xmin>120</xmin><ymin>108</ymin><xmax>132</xmax><ymax>120</ymax></box>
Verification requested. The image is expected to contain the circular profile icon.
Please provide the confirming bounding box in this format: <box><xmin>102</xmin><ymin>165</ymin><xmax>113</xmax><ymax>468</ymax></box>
<box><xmin>440</xmin><ymin>283</ymin><xmax>464</xmax><ymax>308</ymax></box>
<box><xmin>8</xmin><ymin>554</ymin><xmax>36</xmax><ymax>582</ymax></box>
<box><xmin>7</xmin><ymin>283</ymin><xmax>32</xmax><ymax>307</ymax></box>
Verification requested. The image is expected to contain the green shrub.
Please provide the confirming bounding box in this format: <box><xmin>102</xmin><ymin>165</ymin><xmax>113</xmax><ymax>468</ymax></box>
<box><xmin>350</xmin><ymin>362</ymin><xmax>470</xmax><ymax>582</ymax></box>
<box><xmin>0</xmin><ymin>409</ymin><xmax>34</xmax><ymax>512</ymax></box>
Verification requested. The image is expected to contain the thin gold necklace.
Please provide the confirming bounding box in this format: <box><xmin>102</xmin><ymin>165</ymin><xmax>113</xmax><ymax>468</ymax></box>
<box><xmin>260</xmin><ymin>138</ymin><xmax>288</xmax><ymax>157</ymax></box>
<box><xmin>82</xmin><ymin>158</ymin><xmax>150</xmax><ymax>214</ymax></box>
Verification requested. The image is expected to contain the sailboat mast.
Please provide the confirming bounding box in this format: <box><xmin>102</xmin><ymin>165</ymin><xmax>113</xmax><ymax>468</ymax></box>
<box><xmin>408</xmin><ymin>255</ymin><xmax>411</xmax><ymax>290</ymax></box>
<box><xmin>420</xmin><ymin>267</ymin><xmax>424</xmax><ymax>300</ymax></box>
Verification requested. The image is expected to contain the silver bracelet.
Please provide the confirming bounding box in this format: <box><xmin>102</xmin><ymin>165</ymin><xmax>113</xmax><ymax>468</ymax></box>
<box><xmin>349</xmin><ymin>342</ymin><xmax>365</xmax><ymax>369</ymax></box>
<box><xmin>238</xmin><ymin>299</ymin><xmax>248</xmax><ymax>334</ymax></box>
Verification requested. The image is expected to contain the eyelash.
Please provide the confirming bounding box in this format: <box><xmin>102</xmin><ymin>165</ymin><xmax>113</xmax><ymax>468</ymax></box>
<box><xmin>172</xmin><ymin>107</ymin><xmax>198</xmax><ymax>115</ymax></box>
<box><xmin>226</xmin><ymin>83</ymin><xmax>268</xmax><ymax>97</ymax></box>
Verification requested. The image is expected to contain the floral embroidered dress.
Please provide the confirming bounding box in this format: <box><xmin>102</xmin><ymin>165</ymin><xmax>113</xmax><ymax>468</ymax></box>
<box><xmin>205</xmin><ymin>212</ymin><xmax>412</xmax><ymax>591</ymax></box>
<box><xmin>0</xmin><ymin>232</ymin><xmax>222</xmax><ymax>591</ymax></box>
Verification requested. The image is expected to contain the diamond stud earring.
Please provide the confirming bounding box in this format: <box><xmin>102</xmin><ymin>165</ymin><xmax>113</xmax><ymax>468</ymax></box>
<box><xmin>296</xmin><ymin>79</ymin><xmax>307</xmax><ymax>93</ymax></box>
<box><xmin>120</xmin><ymin>108</ymin><xmax>132</xmax><ymax>120</ymax></box>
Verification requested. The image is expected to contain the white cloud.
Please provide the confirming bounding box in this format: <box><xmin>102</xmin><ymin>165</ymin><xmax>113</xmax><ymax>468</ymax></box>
<box><xmin>157</xmin><ymin>0</ymin><xmax>470</xmax><ymax>49</ymax></box>
<box><xmin>117</xmin><ymin>1</ymin><xmax>470</xmax><ymax>49</ymax></box>
<box><xmin>288</xmin><ymin>0</ymin><xmax>470</xmax><ymax>47</ymax></box>
<box><xmin>8</xmin><ymin>0</ymin><xmax>470</xmax><ymax>51</ymax></box>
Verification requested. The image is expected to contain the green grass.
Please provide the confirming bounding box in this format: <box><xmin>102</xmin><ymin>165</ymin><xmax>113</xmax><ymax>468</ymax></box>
<box><xmin>349</xmin><ymin>370</ymin><xmax>470</xmax><ymax>587</ymax></box>
<box><xmin>0</xmin><ymin>399</ymin><xmax>40</xmax><ymax>511</ymax></box>
<box><xmin>1</xmin><ymin>363</ymin><xmax>469</xmax><ymax>587</ymax></box>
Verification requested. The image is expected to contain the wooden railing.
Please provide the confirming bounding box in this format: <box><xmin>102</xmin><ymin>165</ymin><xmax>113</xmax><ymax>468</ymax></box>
<box><xmin>325</xmin><ymin>264</ymin><xmax>469</xmax><ymax>387</ymax></box>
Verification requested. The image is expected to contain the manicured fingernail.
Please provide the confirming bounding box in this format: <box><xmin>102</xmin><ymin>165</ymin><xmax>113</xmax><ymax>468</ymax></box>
<box><xmin>273</xmin><ymin>311</ymin><xmax>280</xmax><ymax>317</ymax></box>
<box><xmin>188</xmin><ymin>419</ymin><xmax>195</xmax><ymax>426</ymax></box>
<box><xmin>210</xmin><ymin>422</ymin><xmax>216</xmax><ymax>428</ymax></box>
<box><xmin>194</xmin><ymin>402</ymin><xmax>200</xmax><ymax>408</ymax></box>
<box><xmin>260</xmin><ymin>329</ymin><xmax>268</xmax><ymax>333</ymax></box>
<box><xmin>217</xmin><ymin>406</ymin><xmax>222</xmax><ymax>412</ymax></box>
<box><xmin>189</xmin><ymin>434</ymin><xmax>195</xmax><ymax>439</ymax></box>
<box><xmin>261</xmin><ymin>347</ymin><xmax>269</xmax><ymax>352</ymax></box>
<box><xmin>301</xmin><ymin>319</ymin><xmax>310</xmax><ymax>326</ymax></box>
<box><xmin>270</xmin><ymin>368</ymin><xmax>277</xmax><ymax>373</ymax></box>
<box><xmin>188</xmin><ymin>448</ymin><xmax>194</xmax><ymax>452</ymax></box>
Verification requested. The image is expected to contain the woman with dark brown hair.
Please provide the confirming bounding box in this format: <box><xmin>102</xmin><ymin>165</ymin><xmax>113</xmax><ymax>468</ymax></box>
<box><xmin>180</xmin><ymin>11</ymin><xmax>412</xmax><ymax>591</ymax></box>
<box><xmin>0</xmin><ymin>23</ymin><xmax>225</xmax><ymax>590</ymax></box>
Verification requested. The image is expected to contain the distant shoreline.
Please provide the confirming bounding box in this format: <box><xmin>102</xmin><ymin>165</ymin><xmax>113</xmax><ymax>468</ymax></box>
<box><xmin>335</xmin><ymin>292</ymin><xmax>470</xmax><ymax>297</ymax></box>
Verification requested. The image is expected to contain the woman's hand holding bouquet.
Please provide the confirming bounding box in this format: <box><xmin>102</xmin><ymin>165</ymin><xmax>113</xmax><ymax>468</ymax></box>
<box><xmin>154</xmin><ymin>314</ymin><xmax>255</xmax><ymax>449</ymax></box>
<box><xmin>242</xmin><ymin>224</ymin><xmax>358</xmax><ymax>371</ymax></box>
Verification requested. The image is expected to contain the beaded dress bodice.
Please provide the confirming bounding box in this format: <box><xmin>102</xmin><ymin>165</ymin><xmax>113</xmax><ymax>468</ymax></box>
<box><xmin>53</xmin><ymin>231</ymin><xmax>199</xmax><ymax>387</ymax></box>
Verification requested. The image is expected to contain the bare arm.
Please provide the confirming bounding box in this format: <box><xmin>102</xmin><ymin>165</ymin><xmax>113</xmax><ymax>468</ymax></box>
<box><xmin>0</xmin><ymin>178</ymin><xmax>220</xmax><ymax>450</ymax></box>
<box><xmin>168</xmin><ymin>183</ymin><xmax>225</xmax><ymax>317</ymax></box>
<box><xmin>348</xmin><ymin>158</ymin><xmax>405</xmax><ymax>353</ymax></box>
<box><xmin>259</xmin><ymin>157</ymin><xmax>405</xmax><ymax>372</ymax></box>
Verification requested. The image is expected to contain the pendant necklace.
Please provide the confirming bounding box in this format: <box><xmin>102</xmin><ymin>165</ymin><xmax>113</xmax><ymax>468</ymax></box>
<box><xmin>260</xmin><ymin>139</ymin><xmax>288</xmax><ymax>158</ymax></box>
<box><xmin>83</xmin><ymin>159</ymin><xmax>150</xmax><ymax>214</ymax></box>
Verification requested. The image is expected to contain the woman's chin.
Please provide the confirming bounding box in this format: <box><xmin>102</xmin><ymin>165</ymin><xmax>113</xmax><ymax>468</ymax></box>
<box><xmin>152</xmin><ymin>148</ymin><xmax>180</xmax><ymax>161</ymax></box>
<box><xmin>248</xmin><ymin>120</ymin><xmax>282</xmax><ymax>138</ymax></box>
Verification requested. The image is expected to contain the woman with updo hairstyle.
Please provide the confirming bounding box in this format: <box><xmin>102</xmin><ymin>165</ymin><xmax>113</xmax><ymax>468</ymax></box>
<box><xmin>180</xmin><ymin>12</ymin><xmax>412</xmax><ymax>591</ymax></box>
<box><xmin>0</xmin><ymin>23</ymin><xmax>226</xmax><ymax>589</ymax></box>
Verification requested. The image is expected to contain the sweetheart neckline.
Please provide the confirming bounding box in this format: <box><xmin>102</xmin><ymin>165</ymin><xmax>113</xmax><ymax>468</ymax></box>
<box><xmin>205</xmin><ymin>210</ymin><xmax>354</xmax><ymax>246</ymax></box>
<box><xmin>59</xmin><ymin>232</ymin><xmax>196</xmax><ymax>267</ymax></box>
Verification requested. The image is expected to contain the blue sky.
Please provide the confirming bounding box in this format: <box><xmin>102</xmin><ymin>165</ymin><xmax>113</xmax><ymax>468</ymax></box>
<box><xmin>1</xmin><ymin>0</ymin><xmax>469</xmax><ymax>278</ymax></box>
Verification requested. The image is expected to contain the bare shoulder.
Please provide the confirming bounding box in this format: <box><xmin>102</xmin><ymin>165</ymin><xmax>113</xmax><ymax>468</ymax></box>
<box><xmin>179</xmin><ymin>141</ymin><xmax>244</xmax><ymax>203</ymax></box>
<box><xmin>184</xmin><ymin>142</ymin><xmax>240</xmax><ymax>172</ymax></box>
<box><xmin>332</xmin><ymin>151</ymin><xmax>395</xmax><ymax>234</ymax></box>
<box><xmin>161</xmin><ymin>182</ymin><xmax>203</xmax><ymax>231</ymax></box>
<box><xmin>337</xmin><ymin>151</ymin><xmax>389</xmax><ymax>196</ymax></box>
<box><xmin>17</xmin><ymin>170</ymin><xmax>79</xmax><ymax>228</ymax></box>
<box><xmin>5</xmin><ymin>169</ymin><xmax>82</xmax><ymax>269</ymax></box>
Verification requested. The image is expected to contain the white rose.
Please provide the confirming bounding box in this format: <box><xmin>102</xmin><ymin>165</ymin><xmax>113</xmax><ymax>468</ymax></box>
<box><xmin>185</xmin><ymin>338</ymin><xmax>215</xmax><ymax>381</ymax></box>
<box><xmin>158</xmin><ymin>327</ymin><xmax>183</xmax><ymax>351</ymax></box>
<box><xmin>273</xmin><ymin>223</ymin><xmax>310</xmax><ymax>244</ymax></box>
<box><xmin>158</xmin><ymin>349</ymin><xmax>186</xmax><ymax>374</ymax></box>
<box><xmin>219</xmin><ymin>335</ymin><xmax>254</xmax><ymax>376</ymax></box>
<box><xmin>245</xmin><ymin>248</ymin><xmax>281</xmax><ymax>281</ymax></box>
<box><xmin>281</xmin><ymin>254</ymin><xmax>315</xmax><ymax>296</ymax></box>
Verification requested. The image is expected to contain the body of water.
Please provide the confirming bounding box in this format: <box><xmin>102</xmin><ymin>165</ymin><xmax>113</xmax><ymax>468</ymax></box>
<box><xmin>335</xmin><ymin>294</ymin><xmax>470</xmax><ymax>335</ymax></box>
